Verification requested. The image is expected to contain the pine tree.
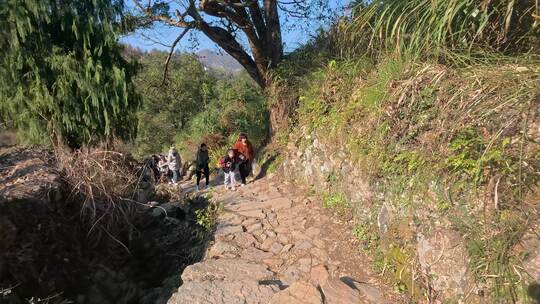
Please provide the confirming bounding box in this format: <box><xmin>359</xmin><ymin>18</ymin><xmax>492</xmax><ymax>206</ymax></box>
<box><xmin>0</xmin><ymin>0</ymin><xmax>139</xmax><ymax>148</ymax></box>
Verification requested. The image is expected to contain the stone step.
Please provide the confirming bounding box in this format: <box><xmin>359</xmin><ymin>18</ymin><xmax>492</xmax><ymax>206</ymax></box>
<box><xmin>168</xmin><ymin>279</ymin><xmax>279</xmax><ymax>304</ymax></box>
<box><xmin>181</xmin><ymin>259</ymin><xmax>274</xmax><ymax>282</ymax></box>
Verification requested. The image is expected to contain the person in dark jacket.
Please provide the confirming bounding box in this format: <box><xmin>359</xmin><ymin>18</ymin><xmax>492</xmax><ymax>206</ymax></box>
<box><xmin>149</xmin><ymin>154</ymin><xmax>161</xmax><ymax>183</ymax></box>
<box><xmin>195</xmin><ymin>143</ymin><xmax>210</xmax><ymax>191</ymax></box>
<box><xmin>220</xmin><ymin>148</ymin><xmax>237</xmax><ymax>191</ymax></box>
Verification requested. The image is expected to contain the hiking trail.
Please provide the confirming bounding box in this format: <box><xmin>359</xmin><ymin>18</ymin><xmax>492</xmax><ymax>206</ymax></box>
<box><xmin>168</xmin><ymin>176</ymin><xmax>406</xmax><ymax>303</ymax></box>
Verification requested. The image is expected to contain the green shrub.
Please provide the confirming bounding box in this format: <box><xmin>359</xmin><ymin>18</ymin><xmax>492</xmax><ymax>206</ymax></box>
<box><xmin>323</xmin><ymin>192</ymin><xmax>349</xmax><ymax>211</ymax></box>
<box><xmin>195</xmin><ymin>203</ymin><xmax>221</xmax><ymax>231</ymax></box>
<box><xmin>175</xmin><ymin>75</ymin><xmax>268</xmax><ymax>163</ymax></box>
<box><xmin>353</xmin><ymin>223</ymin><xmax>379</xmax><ymax>250</ymax></box>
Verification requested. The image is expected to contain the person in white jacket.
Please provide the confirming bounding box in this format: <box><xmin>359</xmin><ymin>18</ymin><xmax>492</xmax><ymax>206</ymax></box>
<box><xmin>167</xmin><ymin>147</ymin><xmax>182</xmax><ymax>185</ymax></box>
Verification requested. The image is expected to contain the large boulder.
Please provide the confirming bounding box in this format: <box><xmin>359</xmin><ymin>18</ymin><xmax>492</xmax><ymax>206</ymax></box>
<box><xmin>321</xmin><ymin>278</ymin><xmax>371</xmax><ymax>304</ymax></box>
<box><xmin>181</xmin><ymin>259</ymin><xmax>274</xmax><ymax>283</ymax></box>
<box><xmin>168</xmin><ymin>259</ymin><xmax>279</xmax><ymax>304</ymax></box>
<box><xmin>167</xmin><ymin>279</ymin><xmax>278</xmax><ymax>304</ymax></box>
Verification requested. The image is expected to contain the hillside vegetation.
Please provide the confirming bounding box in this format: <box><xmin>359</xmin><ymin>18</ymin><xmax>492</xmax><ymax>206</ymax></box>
<box><xmin>129</xmin><ymin>49</ymin><xmax>268</xmax><ymax>163</ymax></box>
<box><xmin>269</xmin><ymin>0</ymin><xmax>540</xmax><ymax>302</ymax></box>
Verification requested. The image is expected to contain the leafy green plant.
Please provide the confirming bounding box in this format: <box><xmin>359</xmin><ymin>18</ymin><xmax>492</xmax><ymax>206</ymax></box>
<box><xmin>447</xmin><ymin>129</ymin><xmax>485</xmax><ymax>175</ymax></box>
<box><xmin>323</xmin><ymin>192</ymin><xmax>349</xmax><ymax>212</ymax></box>
<box><xmin>353</xmin><ymin>223</ymin><xmax>379</xmax><ymax>250</ymax></box>
<box><xmin>446</xmin><ymin>129</ymin><xmax>510</xmax><ymax>183</ymax></box>
<box><xmin>395</xmin><ymin>281</ymin><xmax>408</xmax><ymax>294</ymax></box>
<box><xmin>437</xmin><ymin>200</ymin><xmax>452</xmax><ymax>213</ymax></box>
<box><xmin>195</xmin><ymin>203</ymin><xmax>221</xmax><ymax>231</ymax></box>
<box><xmin>383</xmin><ymin>150</ymin><xmax>426</xmax><ymax>175</ymax></box>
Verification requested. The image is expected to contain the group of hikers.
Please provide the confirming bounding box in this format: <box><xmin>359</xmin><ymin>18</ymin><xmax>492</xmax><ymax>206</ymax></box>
<box><xmin>150</xmin><ymin>133</ymin><xmax>254</xmax><ymax>191</ymax></box>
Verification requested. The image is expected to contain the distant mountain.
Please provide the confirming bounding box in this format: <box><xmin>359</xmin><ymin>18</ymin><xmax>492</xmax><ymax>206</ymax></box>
<box><xmin>196</xmin><ymin>49</ymin><xmax>243</xmax><ymax>73</ymax></box>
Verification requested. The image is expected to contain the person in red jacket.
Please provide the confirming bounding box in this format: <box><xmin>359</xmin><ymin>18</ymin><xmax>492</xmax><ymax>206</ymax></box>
<box><xmin>233</xmin><ymin>133</ymin><xmax>254</xmax><ymax>186</ymax></box>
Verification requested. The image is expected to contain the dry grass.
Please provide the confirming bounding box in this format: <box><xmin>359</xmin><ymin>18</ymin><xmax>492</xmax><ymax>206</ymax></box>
<box><xmin>54</xmin><ymin>143</ymin><xmax>150</xmax><ymax>249</ymax></box>
<box><xmin>341</xmin><ymin>0</ymin><xmax>539</xmax><ymax>59</ymax></box>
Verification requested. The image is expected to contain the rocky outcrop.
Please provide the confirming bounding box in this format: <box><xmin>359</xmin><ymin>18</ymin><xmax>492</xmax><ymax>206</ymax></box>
<box><xmin>269</xmin><ymin>281</ymin><xmax>323</xmax><ymax>304</ymax></box>
<box><xmin>282</xmin><ymin>126</ymin><xmax>540</xmax><ymax>303</ymax></box>
<box><xmin>0</xmin><ymin>147</ymin><xmax>64</xmax><ymax>291</ymax></box>
<box><xmin>282</xmin><ymin>133</ymin><xmax>373</xmax><ymax>207</ymax></box>
<box><xmin>0</xmin><ymin>147</ymin><xmax>209</xmax><ymax>304</ymax></box>
<box><xmin>0</xmin><ymin>147</ymin><xmax>63</xmax><ymax>205</ymax></box>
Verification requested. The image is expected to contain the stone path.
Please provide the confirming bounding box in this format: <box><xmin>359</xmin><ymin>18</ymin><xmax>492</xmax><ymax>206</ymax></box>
<box><xmin>167</xmin><ymin>177</ymin><xmax>403</xmax><ymax>304</ymax></box>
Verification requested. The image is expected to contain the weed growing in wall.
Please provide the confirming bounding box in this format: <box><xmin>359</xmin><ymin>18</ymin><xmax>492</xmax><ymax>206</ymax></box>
<box><xmin>322</xmin><ymin>192</ymin><xmax>349</xmax><ymax>213</ymax></box>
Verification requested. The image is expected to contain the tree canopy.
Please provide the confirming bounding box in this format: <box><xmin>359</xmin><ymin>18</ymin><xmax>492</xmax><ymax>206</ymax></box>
<box><xmin>0</xmin><ymin>0</ymin><xmax>139</xmax><ymax>148</ymax></box>
<box><xmin>132</xmin><ymin>50</ymin><xmax>215</xmax><ymax>155</ymax></box>
<box><xmin>128</xmin><ymin>0</ymin><xmax>333</xmax><ymax>88</ymax></box>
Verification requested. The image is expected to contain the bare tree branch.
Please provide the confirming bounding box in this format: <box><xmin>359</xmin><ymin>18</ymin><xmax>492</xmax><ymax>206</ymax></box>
<box><xmin>161</xmin><ymin>27</ymin><xmax>191</xmax><ymax>86</ymax></box>
<box><xmin>277</xmin><ymin>3</ymin><xmax>309</xmax><ymax>18</ymax></box>
<box><xmin>139</xmin><ymin>32</ymin><xmax>173</xmax><ymax>48</ymax></box>
<box><xmin>133</xmin><ymin>0</ymin><xmax>195</xmax><ymax>27</ymax></box>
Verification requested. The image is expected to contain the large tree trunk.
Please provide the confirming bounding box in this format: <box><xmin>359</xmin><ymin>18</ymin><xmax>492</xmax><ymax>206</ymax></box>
<box><xmin>264</xmin><ymin>0</ymin><xmax>283</xmax><ymax>68</ymax></box>
<box><xmin>134</xmin><ymin>0</ymin><xmax>285</xmax><ymax>89</ymax></box>
<box><xmin>268</xmin><ymin>84</ymin><xmax>297</xmax><ymax>139</ymax></box>
<box><xmin>199</xmin><ymin>23</ymin><xmax>266</xmax><ymax>88</ymax></box>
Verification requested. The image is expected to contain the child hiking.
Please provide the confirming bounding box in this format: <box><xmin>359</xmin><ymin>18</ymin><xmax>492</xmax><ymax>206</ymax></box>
<box><xmin>195</xmin><ymin>143</ymin><xmax>210</xmax><ymax>191</ymax></box>
<box><xmin>220</xmin><ymin>148</ymin><xmax>237</xmax><ymax>191</ymax></box>
<box><xmin>233</xmin><ymin>133</ymin><xmax>254</xmax><ymax>186</ymax></box>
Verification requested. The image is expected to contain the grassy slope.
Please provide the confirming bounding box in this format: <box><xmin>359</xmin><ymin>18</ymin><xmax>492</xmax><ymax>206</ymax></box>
<box><xmin>270</xmin><ymin>46</ymin><xmax>539</xmax><ymax>302</ymax></box>
<box><xmin>268</xmin><ymin>1</ymin><xmax>540</xmax><ymax>300</ymax></box>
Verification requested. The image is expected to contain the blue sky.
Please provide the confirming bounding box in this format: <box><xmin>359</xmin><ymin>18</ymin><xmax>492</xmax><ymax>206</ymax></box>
<box><xmin>120</xmin><ymin>0</ymin><xmax>349</xmax><ymax>53</ymax></box>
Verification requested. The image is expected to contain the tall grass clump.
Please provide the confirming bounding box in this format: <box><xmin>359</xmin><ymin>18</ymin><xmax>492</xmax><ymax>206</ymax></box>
<box><xmin>341</xmin><ymin>0</ymin><xmax>539</xmax><ymax>60</ymax></box>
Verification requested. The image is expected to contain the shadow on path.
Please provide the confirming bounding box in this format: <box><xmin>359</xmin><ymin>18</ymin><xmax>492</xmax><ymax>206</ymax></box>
<box><xmin>254</xmin><ymin>154</ymin><xmax>278</xmax><ymax>181</ymax></box>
